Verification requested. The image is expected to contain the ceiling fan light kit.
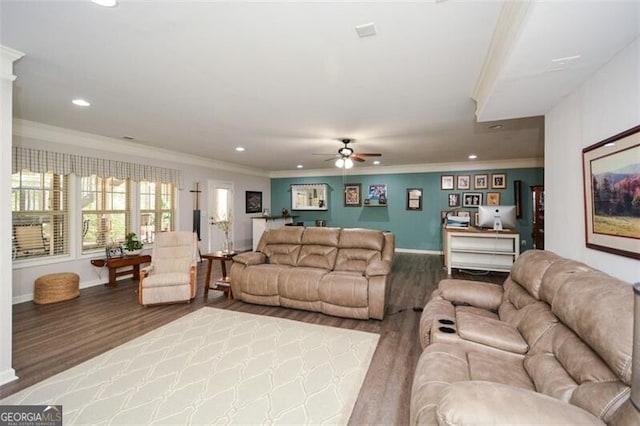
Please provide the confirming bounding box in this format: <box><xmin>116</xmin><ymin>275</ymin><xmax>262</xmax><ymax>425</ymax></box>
<box><xmin>330</xmin><ymin>138</ymin><xmax>382</xmax><ymax>168</ymax></box>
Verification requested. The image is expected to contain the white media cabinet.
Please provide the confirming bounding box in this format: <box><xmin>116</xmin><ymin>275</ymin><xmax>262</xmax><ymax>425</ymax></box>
<box><xmin>444</xmin><ymin>227</ymin><xmax>520</xmax><ymax>275</ymax></box>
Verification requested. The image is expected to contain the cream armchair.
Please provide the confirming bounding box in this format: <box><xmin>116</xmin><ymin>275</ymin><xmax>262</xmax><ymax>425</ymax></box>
<box><xmin>138</xmin><ymin>231</ymin><xmax>198</xmax><ymax>306</ymax></box>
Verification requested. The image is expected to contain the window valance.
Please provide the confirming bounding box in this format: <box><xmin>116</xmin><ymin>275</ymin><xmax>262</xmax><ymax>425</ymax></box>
<box><xmin>12</xmin><ymin>146</ymin><xmax>183</xmax><ymax>188</ymax></box>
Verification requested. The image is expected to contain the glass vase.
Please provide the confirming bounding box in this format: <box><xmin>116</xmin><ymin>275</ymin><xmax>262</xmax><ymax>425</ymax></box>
<box><xmin>222</xmin><ymin>238</ymin><xmax>233</xmax><ymax>254</ymax></box>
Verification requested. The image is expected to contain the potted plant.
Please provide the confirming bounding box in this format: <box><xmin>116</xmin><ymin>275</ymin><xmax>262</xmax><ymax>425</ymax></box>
<box><xmin>123</xmin><ymin>232</ymin><xmax>144</xmax><ymax>256</ymax></box>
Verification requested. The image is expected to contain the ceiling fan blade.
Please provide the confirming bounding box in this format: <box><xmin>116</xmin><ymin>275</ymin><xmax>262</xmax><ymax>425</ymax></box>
<box><xmin>355</xmin><ymin>153</ymin><xmax>382</xmax><ymax>157</ymax></box>
<box><xmin>351</xmin><ymin>156</ymin><xmax>366</xmax><ymax>162</ymax></box>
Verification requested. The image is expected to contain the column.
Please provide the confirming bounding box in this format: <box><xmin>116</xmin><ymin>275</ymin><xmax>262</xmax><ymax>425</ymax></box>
<box><xmin>0</xmin><ymin>45</ymin><xmax>24</xmax><ymax>386</ymax></box>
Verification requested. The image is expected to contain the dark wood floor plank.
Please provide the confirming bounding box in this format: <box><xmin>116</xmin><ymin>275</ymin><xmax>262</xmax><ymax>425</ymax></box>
<box><xmin>1</xmin><ymin>253</ymin><xmax>506</xmax><ymax>424</ymax></box>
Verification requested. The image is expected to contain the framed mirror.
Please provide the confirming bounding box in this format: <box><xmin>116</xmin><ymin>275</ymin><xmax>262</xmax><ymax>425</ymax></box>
<box><xmin>291</xmin><ymin>183</ymin><xmax>328</xmax><ymax>211</ymax></box>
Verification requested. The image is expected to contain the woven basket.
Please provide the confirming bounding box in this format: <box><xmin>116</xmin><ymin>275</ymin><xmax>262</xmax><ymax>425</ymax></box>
<box><xmin>34</xmin><ymin>272</ymin><xmax>80</xmax><ymax>304</ymax></box>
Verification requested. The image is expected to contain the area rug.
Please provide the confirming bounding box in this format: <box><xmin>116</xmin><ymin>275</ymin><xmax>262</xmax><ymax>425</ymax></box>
<box><xmin>1</xmin><ymin>307</ymin><xmax>379</xmax><ymax>425</ymax></box>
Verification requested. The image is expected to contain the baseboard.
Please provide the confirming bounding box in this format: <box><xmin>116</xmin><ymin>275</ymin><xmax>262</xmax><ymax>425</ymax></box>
<box><xmin>0</xmin><ymin>368</ymin><xmax>18</xmax><ymax>386</ymax></box>
<box><xmin>12</xmin><ymin>277</ymin><xmax>124</xmax><ymax>305</ymax></box>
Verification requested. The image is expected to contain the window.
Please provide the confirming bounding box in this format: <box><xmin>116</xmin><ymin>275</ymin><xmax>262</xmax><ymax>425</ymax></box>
<box><xmin>81</xmin><ymin>176</ymin><xmax>130</xmax><ymax>252</ymax></box>
<box><xmin>11</xmin><ymin>171</ymin><xmax>68</xmax><ymax>260</ymax></box>
<box><xmin>139</xmin><ymin>181</ymin><xmax>175</xmax><ymax>243</ymax></box>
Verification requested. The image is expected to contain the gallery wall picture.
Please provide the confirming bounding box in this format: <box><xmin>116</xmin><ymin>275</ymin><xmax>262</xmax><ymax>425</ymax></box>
<box><xmin>491</xmin><ymin>173</ymin><xmax>507</xmax><ymax>189</ymax></box>
<box><xmin>462</xmin><ymin>192</ymin><xmax>483</xmax><ymax>207</ymax></box>
<box><xmin>441</xmin><ymin>175</ymin><xmax>454</xmax><ymax>190</ymax></box>
<box><xmin>406</xmin><ymin>188</ymin><xmax>422</xmax><ymax>210</ymax></box>
<box><xmin>457</xmin><ymin>175</ymin><xmax>470</xmax><ymax>190</ymax></box>
<box><xmin>474</xmin><ymin>174</ymin><xmax>488</xmax><ymax>190</ymax></box>
<box><xmin>344</xmin><ymin>183</ymin><xmax>361</xmax><ymax>207</ymax></box>
<box><xmin>448</xmin><ymin>193</ymin><xmax>460</xmax><ymax>207</ymax></box>
<box><xmin>487</xmin><ymin>192</ymin><xmax>501</xmax><ymax>206</ymax></box>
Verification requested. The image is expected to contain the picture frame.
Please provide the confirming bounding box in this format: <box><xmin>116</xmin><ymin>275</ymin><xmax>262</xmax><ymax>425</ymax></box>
<box><xmin>457</xmin><ymin>175</ymin><xmax>471</xmax><ymax>190</ymax></box>
<box><xmin>245</xmin><ymin>191</ymin><xmax>263</xmax><ymax>213</ymax></box>
<box><xmin>441</xmin><ymin>175</ymin><xmax>454</xmax><ymax>190</ymax></box>
<box><xmin>491</xmin><ymin>173</ymin><xmax>507</xmax><ymax>189</ymax></box>
<box><xmin>406</xmin><ymin>188</ymin><xmax>422</xmax><ymax>211</ymax></box>
<box><xmin>474</xmin><ymin>212</ymin><xmax>480</xmax><ymax>227</ymax></box>
<box><xmin>582</xmin><ymin>124</ymin><xmax>640</xmax><ymax>259</ymax></box>
<box><xmin>291</xmin><ymin>183</ymin><xmax>328</xmax><ymax>211</ymax></box>
<box><xmin>486</xmin><ymin>192</ymin><xmax>501</xmax><ymax>206</ymax></box>
<box><xmin>367</xmin><ymin>184</ymin><xmax>388</xmax><ymax>206</ymax></box>
<box><xmin>344</xmin><ymin>183</ymin><xmax>362</xmax><ymax>207</ymax></box>
<box><xmin>462</xmin><ymin>192</ymin><xmax>483</xmax><ymax>207</ymax></box>
<box><xmin>448</xmin><ymin>193</ymin><xmax>460</xmax><ymax>207</ymax></box>
<box><xmin>474</xmin><ymin>174</ymin><xmax>488</xmax><ymax>190</ymax></box>
<box><xmin>514</xmin><ymin>179</ymin><xmax>522</xmax><ymax>218</ymax></box>
<box><xmin>106</xmin><ymin>246</ymin><xmax>124</xmax><ymax>258</ymax></box>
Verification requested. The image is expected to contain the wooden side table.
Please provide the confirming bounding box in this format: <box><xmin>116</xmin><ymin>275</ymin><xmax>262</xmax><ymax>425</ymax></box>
<box><xmin>202</xmin><ymin>251</ymin><xmax>237</xmax><ymax>299</ymax></box>
<box><xmin>91</xmin><ymin>255</ymin><xmax>152</xmax><ymax>287</ymax></box>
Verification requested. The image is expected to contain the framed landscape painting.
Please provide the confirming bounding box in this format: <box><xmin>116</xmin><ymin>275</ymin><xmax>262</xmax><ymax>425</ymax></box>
<box><xmin>582</xmin><ymin>124</ymin><xmax>640</xmax><ymax>259</ymax></box>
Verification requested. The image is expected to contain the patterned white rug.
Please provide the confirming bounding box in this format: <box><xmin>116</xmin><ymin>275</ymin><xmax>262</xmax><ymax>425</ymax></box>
<box><xmin>1</xmin><ymin>307</ymin><xmax>379</xmax><ymax>425</ymax></box>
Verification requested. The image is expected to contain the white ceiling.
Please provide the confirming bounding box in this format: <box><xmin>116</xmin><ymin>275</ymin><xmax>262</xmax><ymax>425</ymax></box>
<box><xmin>1</xmin><ymin>1</ymin><xmax>638</xmax><ymax>173</ymax></box>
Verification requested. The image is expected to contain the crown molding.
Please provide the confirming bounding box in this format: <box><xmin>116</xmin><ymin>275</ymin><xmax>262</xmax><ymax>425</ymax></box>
<box><xmin>269</xmin><ymin>157</ymin><xmax>543</xmax><ymax>179</ymax></box>
<box><xmin>12</xmin><ymin>119</ymin><xmax>270</xmax><ymax>177</ymax></box>
<box><xmin>472</xmin><ymin>0</ymin><xmax>532</xmax><ymax>121</ymax></box>
<box><xmin>0</xmin><ymin>45</ymin><xmax>25</xmax><ymax>82</ymax></box>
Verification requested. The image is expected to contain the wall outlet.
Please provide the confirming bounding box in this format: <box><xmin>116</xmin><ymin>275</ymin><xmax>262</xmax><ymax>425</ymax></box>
<box><xmin>521</xmin><ymin>240</ymin><xmax>527</xmax><ymax>246</ymax></box>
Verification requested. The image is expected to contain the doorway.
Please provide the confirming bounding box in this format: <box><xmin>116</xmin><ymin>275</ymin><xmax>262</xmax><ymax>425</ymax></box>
<box><xmin>207</xmin><ymin>180</ymin><xmax>234</xmax><ymax>253</ymax></box>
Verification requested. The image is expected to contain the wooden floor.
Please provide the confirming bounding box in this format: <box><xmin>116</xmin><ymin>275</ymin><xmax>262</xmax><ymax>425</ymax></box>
<box><xmin>1</xmin><ymin>253</ymin><xmax>505</xmax><ymax>424</ymax></box>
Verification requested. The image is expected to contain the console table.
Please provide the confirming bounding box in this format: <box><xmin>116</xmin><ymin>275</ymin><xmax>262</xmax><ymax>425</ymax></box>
<box><xmin>91</xmin><ymin>255</ymin><xmax>151</xmax><ymax>287</ymax></box>
<box><xmin>444</xmin><ymin>227</ymin><xmax>520</xmax><ymax>275</ymax></box>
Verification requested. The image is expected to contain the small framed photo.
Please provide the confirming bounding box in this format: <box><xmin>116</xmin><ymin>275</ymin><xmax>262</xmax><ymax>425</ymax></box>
<box><xmin>458</xmin><ymin>211</ymin><xmax>470</xmax><ymax>218</ymax></box>
<box><xmin>457</xmin><ymin>175</ymin><xmax>470</xmax><ymax>190</ymax></box>
<box><xmin>486</xmin><ymin>192</ymin><xmax>501</xmax><ymax>206</ymax></box>
<box><xmin>106</xmin><ymin>246</ymin><xmax>124</xmax><ymax>258</ymax></box>
<box><xmin>441</xmin><ymin>175</ymin><xmax>454</xmax><ymax>190</ymax></box>
<box><xmin>491</xmin><ymin>173</ymin><xmax>507</xmax><ymax>189</ymax></box>
<box><xmin>406</xmin><ymin>188</ymin><xmax>422</xmax><ymax>211</ymax></box>
<box><xmin>462</xmin><ymin>192</ymin><xmax>483</xmax><ymax>207</ymax></box>
<box><xmin>368</xmin><ymin>184</ymin><xmax>388</xmax><ymax>205</ymax></box>
<box><xmin>448</xmin><ymin>193</ymin><xmax>460</xmax><ymax>207</ymax></box>
<box><xmin>474</xmin><ymin>174</ymin><xmax>488</xmax><ymax>190</ymax></box>
<box><xmin>245</xmin><ymin>191</ymin><xmax>263</xmax><ymax>213</ymax></box>
<box><xmin>344</xmin><ymin>183</ymin><xmax>361</xmax><ymax>207</ymax></box>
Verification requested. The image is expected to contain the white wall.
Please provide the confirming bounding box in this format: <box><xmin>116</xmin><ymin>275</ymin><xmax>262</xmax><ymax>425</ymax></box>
<box><xmin>545</xmin><ymin>38</ymin><xmax>640</xmax><ymax>283</ymax></box>
<box><xmin>11</xmin><ymin>122</ymin><xmax>271</xmax><ymax>303</ymax></box>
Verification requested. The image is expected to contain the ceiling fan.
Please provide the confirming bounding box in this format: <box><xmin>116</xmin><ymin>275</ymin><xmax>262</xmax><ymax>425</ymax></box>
<box><xmin>317</xmin><ymin>139</ymin><xmax>382</xmax><ymax>168</ymax></box>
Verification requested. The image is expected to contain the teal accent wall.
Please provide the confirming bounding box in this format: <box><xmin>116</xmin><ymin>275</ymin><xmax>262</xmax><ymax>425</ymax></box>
<box><xmin>271</xmin><ymin>167</ymin><xmax>543</xmax><ymax>252</ymax></box>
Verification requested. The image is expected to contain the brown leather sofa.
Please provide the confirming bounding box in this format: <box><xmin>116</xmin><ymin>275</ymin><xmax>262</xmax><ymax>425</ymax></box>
<box><xmin>411</xmin><ymin>249</ymin><xmax>640</xmax><ymax>425</ymax></box>
<box><xmin>230</xmin><ymin>227</ymin><xmax>395</xmax><ymax>320</ymax></box>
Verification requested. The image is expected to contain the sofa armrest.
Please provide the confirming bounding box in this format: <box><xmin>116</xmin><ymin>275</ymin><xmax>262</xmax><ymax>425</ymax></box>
<box><xmin>366</xmin><ymin>260</ymin><xmax>391</xmax><ymax>277</ymax></box>
<box><xmin>233</xmin><ymin>251</ymin><xmax>266</xmax><ymax>266</ymax></box>
<box><xmin>437</xmin><ymin>381</ymin><xmax>605</xmax><ymax>425</ymax></box>
<box><xmin>439</xmin><ymin>279</ymin><xmax>503</xmax><ymax>311</ymax></box>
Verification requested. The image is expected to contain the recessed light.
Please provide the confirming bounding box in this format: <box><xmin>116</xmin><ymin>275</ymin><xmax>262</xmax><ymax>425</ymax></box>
<box><xmin>488</xmin><ymin>124</ymin><xmax>502</xmax><ymax>130</ymax></box>
<box><xmin>604</xmin><ymin>142</ymin><xmax>616</xmax><ymax>147</ymax></box>
<box><xmin>355</xmin><ymin>23</ymin><xmax>376</xmax><ymax>38</ymax></box>
<box><xmin>235</xmin><ymin>146</ymin><xmax>245</xmax><ymax>152</ymax></box>
<box><xmin>296</xmin><ymin>165</ymin><xmax>303</xmax><ymax>169</ymax></box>
<box><xmin>91</xmin><ymin>0</ymin><xmax>118</xmax><ymax>7</ymax></box>
<box><xmin>468</xmin><ymin>154</ymin><xmax>478</xmax><ymax>160</ymax></box>
<box><xmin>373</xmin><ymin>160</ymin><xmax>381</xmax><ymax>165</ymax></box>
<box><xmin>72</xmin><ymin>99</ymin><xmax>90</xmax><ymax>107</ymax></box>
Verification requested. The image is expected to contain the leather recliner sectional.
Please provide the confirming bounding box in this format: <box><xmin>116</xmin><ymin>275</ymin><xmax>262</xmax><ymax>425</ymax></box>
<box><xmin>230</xmin><ymin>226</ymin><xmax>394</xmax><ymax>320</ymax></box>
<box><xmin>411</xmin><ymin>249</ymin><xmax>640</xmax><ymax>425</ymax></box>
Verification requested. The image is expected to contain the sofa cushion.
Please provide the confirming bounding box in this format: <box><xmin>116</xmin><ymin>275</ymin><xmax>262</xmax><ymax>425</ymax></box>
<box><xmin>262</xmin><ymin>244</ymin><xmax>301</xmax><ymax>266</ymax></box>
<box><xmin>278</xmin><ymin>267</ymin><xmax>324</xmax><ymax>302</ymax></box>
<box><xmin>467</xmin><ymin>351</ymin><xmax>535</xmax><ymax>390</ymax></box>
<box><xmin>319</xmin><ymin>271</ymin><xmax>369</xmax><ymax>307</ymax></box>
<box><xmin>338</xmin><ymin>228</ymin><xmax>384</xmax><ymax>251</ymax></box>
<box><xmin>334</xmin><ymin>248</ymin><xmax>381</xmax><ymax>273</ymax></box>
<box><xmin>538</xmin><ymin>258</ymin><xmax>594</xmax><ymax>305</ymax></box>
<box><xmin>300</xmin><ymin>227</ymin><xmax>340</xmax><ymax>246</ymax></box>
<box><xmin>297</xmin><ymin>245</ymin><xmax>337</xmax><ymax>270</ymax></box>
<box><xmin>237</xmin><ymin>264</ymin><xmax>286</xmax><ymax>297</ymax></box>
<box><xmin>509</xmin><ymin>249</ymin><xmax>560</xmax><ymax>300</ymax></box>
<box><xmin>440</xmin><ymin>279</ymin><xmax>503</xmax><ymax>311</ymax></box>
